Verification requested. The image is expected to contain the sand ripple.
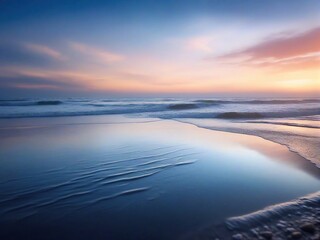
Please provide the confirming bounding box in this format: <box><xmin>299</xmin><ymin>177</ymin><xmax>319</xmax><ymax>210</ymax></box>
<box><xmin>0</xmin><ymin>145</ymin><xmax>198</xmax><ymax>221</ymax></box>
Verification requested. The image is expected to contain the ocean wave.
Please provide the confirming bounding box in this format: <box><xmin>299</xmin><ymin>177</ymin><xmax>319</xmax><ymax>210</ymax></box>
<box><xmin>167</xmin><ymin>103</ymin><xmax>198</xmax><ymax>110</ymax></box>
<box><xmin>216</xmin><ymin>112</ymin><xmax>264</xmax><ymax>119</ymax></box>
<box><xmin>2</xmin><ymin>107</ymin><xmax>319</xmax><ymax>119</ymax></box>
<box><xmin>36</xmin><ymin>100</ymin><xmax>63</xmax><ymax>105</ymax></box>
<box><xmin>227</xmin><ymin>191</ymin><xmax>320</xmax><ymax>230</ymax></box>
<box><xmin>0</xmin><ymin>98</ymin><xmax>319</xmax><ymax>119</ymax></box>
<box><xmin>0</xmin><ymin>99</ymin><xmax>28</xmax><ymax>102</ymax></box>
<box><xmin>154</xmin><ymin>108</ymin><xmax>320</xmax><ymax>120</ymax></box>
<box><xmin>246</xmin><ymin>120</ymin><xmax>320</xmax><ymax>129</ymax></box>
<box><xmin>0</xmin><ymin>101</ymin><xmax>34</xmax><ymax>106</ymax></box>
<box><xmin>195</xmin><ymin>99</ymin><xmax>320</xmax><ymax>105</ymax></box>
<box><xmin>0</xmin><ymin>100</ymin><xmax>63</xmax><ymax>106</ymax></box>
<box><xmin>195</xmin><ymin>191</ymin><xmax>320</xmax><ymax>240</ymax></box>
<box><xmin>223</xmin><ymin>192</ymin><xmax>320</xmax><ymax>239</ymax></box>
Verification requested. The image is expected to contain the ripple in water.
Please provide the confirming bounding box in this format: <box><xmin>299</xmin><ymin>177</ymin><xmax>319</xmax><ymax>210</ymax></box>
<box><xmin>0</xmin><ymin>145</ymin><xmax>198</xmax><ymax>222</ymax></box>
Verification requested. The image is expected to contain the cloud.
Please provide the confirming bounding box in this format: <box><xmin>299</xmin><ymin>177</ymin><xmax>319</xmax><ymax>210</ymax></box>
<box><xmin>0</xmin><ymin>75</ymin><xmax>81</xmax><ymax>91</ymax></box>
<box><xmin>183</xmin><ymin>36</ymin><xmax>213</xmax><ymax>52</ymax></box>
<box><xmin>0</xmin><ymin>66</ymin><xmax>153</xmax><ymax>92</ymax></box>
<box><xmin>251</xmin><ymin>54</ymin><xmax>320</xmax><ymax>71</ymax></box>
<box><xmin>0</xmin><ymin>73</ymin><xmax>95</xmax><ymax>97</ymax></box>
<box><xmin>0</xmin><ymin>41</ymin><xmax>65</xmax><ymax>68</ymax></box>
<box><xmin>24</xmin><ymin>43</ymin><xmax>65</xmax><ymax>61</ymax></box>
<box><xmin>0</xmin><ymin>66</ymin><xmax>91</xmax><ymax>89</ymax></box>
<box><xmin>69</xmin><ymin>41</ymin><xmax>125</xmax><ymax>63</ymax></box>
<box><xmin>210</xmin><ymin>26</ymin><xmax>320</xmax><ymax>70</ymax></box>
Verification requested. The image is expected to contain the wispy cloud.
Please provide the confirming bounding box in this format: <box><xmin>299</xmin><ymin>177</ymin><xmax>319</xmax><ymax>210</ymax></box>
<box><xmin>250</xmin><ymin>53</ymin><xmax>320</xmax><ymax>71</ymax></box>
<box><xmin>184</xmin><ymin>36</ymin><xmax>213</xmax><ymax>52</ymax></box>
<box><xmin>24</xmin><ymin>43</ymin><xmax>65</xmax><ymax>61</ymax></box>
<box><xmin>69</xmin><ymin>41</ymin><xmax>125</xmax><ymax>63</ymax></box>
<box><xmin>210</xmin><ymin>26</ymin><xmax>320</xmax><ymax>70</ymax></box>
<box><xmin>0</xmin><ymin>65</ymin><xmax>151</xmax><ymax>92</ymax></box>
<box><xmin>0</xmin><ymin>73</ymin><xmax>82</xmax><ymax>91</ymax></box>
<box><xmin>171</xmin><ymin>36</ymin><xmax>213</xmax><ymax>53</ymax></box>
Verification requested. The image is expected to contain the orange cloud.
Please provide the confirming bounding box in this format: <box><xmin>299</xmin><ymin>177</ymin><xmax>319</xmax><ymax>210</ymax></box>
<box><xmin>2</xmin><ymin>66</ymin><xmax>318</xmax><ymax>96</ymax></box>
<box><xmin>252</xmin><ymin>54</ymin><xmax>320</xmax><ymax>71</ymax></box>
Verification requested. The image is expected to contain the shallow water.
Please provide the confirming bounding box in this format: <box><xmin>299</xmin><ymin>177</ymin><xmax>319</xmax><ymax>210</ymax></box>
<box><xmin>1</xmin><ymin>97</ymin><xmax>318</xmax><ymax>169</ymax></box>
<box><xmin>0</xmin><ymin>116</ymin><xmax>319</xmax><ymax>240</ymax></box>
<box><xmin>178</xmin><ymin>118</ymin><xmax>320</xmax><ymax>167</ymax></box>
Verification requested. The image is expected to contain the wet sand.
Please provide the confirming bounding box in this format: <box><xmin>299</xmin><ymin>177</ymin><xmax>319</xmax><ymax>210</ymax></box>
<box><xmin>0</xmin><ymin>115</ymin><xmax>319</xmax><ymax>240</ymax></box>
<box><xmin>191</xmin><ymin>191</ymin><xmax>320</xmax><ymax>240</ymax></box>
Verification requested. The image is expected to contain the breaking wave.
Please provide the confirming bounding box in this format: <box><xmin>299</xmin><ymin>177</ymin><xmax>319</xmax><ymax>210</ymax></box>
<box><xmin>0</xmin><ymin>98</ymin><xmax>319</xmax><ymax>119</ymax></box>
<box><xmin>195</xmin><ymin>191</ymin><xmax>320</xmax><ymax>240</ymax></box>
<box><xmin>227</xmin><ymin>191</ymin><xmax>320</xmax><ymax>230</ymax></box>
<box><xmin>220</xmin><ymin>192</ymin><xmax>320</xmax><ymax>240</ymax></box>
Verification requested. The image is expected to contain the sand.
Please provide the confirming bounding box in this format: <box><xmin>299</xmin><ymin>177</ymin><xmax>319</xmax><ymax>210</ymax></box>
<box><xmin>0</xmin><ymin>115</ymin><xmax>319</xmax><ymax>240</ymax></box>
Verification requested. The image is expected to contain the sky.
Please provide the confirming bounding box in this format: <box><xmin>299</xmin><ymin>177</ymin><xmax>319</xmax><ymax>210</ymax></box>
<box><xmin>0</xmin><ymin>0</ymin><xmax>319</xmax><ymax>98</ymax></box>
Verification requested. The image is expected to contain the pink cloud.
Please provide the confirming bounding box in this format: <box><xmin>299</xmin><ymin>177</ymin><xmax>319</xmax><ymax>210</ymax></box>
<box><xmin>184</xmin><ymin>36</ymin><xmax>213</xmax><ymax>52</ymax></box>
<box><xmin>212</xmin><ymin>26</ymin><xmax>320</xmax><ymax>70</ymax></box>
<box><xmin>69</xmin><ymin>41</ymin><xmax>125</xmax><ymax>63</ymax></box>
<box><xmin>13</xmin><ymin>84</ymin><xmax>61</xmax><ymax>90</ymax></box>
<box><xmin>222</xmin><ymin>27</ymin><xmax>320</xmax><ymax>60</ymax></box>
<box><xmin>252</xmin><ymin>54</ymin><xmax>320</xmax><ymax>71</ymax></box>
<box><xmin>24</xmin><ymin>43</ymin><xmax>65</xmax><ymax>60</ymax></box>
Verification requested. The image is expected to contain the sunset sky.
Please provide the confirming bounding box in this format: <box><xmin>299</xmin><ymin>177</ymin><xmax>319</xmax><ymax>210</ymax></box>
<box><xmin>0</xmin><ymin>0</ymin><xmax>319</xmax><ymax>97</ymax></box>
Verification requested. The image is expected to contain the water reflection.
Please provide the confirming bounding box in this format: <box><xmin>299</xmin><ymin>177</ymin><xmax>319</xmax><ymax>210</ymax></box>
<box><xmin>0</xmin><ymin>116</ymin><xmax>319</xmax><ymax>240</ymax></box>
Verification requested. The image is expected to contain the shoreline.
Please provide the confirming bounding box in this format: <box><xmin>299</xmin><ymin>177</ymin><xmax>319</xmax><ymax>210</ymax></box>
<box><xmin>171</xmin><ymin>119</ymin><xmax>320</xmax><ymax>239</ymax></box>
<box><xmin>1</xmin><ymin>115</ymin><xmax>319</xmax><ymax>240</ymax></box>
<box><xmin>174</xmin><ymin>118</ymin><xmax>320</xmax><ymax>168</ymax></box>
<box><xmin>190</xmin><ymin>191</ymin><xmax>320</xmax><ymax>240</ymax></box>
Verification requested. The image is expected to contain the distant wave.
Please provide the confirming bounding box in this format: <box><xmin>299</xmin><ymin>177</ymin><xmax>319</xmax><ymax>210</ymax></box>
<box><xmin>36</xmin><ymin>100</ymin><xmax>63</xmax><ymax>105</ymax></box>
<box><xmin>1</xmin><ymin>107</ymin><xmax>319</xmax><ymax>119</ymax></box>
<box><xmin>246</xmin><ymin>120</ymin><xmax>320</xmax><ymax>129</ymax></box>
<box><xmin>167</xmin><ymin>103</ymin><xmax>198</xmax><ymax>110</ymax></box>
<box><xmin>0</xmin><ymin>98</ymin><xmax>319</xmax><ymax>119</ymax></box>
<box><xmin>155</xmin><ymin>108</ymin><xmax>320</xmax><ymax>120</ymax></box>
<box><xmin>0</xmin><ymin>99</ymin><xmax>28</xmax><ymax>102</ymax></box>
<box><xmin>195</xmin><ymin>99</ymin><xmax>320</xmax><ymax>105</ymax></box>
<box><xmin>216</xmin><ymin>112</ymin><xmax>264</xmax><ymax>119</ymax></box>
<box><xmin>0</xmin><ymin>100</ymin><xmax>63</xmax><ymax>106</ymax></box>
<box><xmin>0</xmin><ymin>101</ymin><xmax>34</xmax><ymax>106</ymax></box>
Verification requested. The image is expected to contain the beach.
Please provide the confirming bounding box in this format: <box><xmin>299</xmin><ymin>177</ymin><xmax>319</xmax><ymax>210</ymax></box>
<box><xmin>2</xmin><ymin>0</ymin><xmax>319</xmax><ymax>238</ymax></box>
<box><xmin>0</xmin><ymin>114</ymin><xmax>319</xmax><ymax>240</ymax></box>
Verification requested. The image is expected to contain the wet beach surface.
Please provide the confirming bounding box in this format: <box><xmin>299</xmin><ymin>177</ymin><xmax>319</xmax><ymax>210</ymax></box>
<box><xmin>0</xmin><ymin>116</ymin><xmax>319</xmax><ymax>240</ymax></box>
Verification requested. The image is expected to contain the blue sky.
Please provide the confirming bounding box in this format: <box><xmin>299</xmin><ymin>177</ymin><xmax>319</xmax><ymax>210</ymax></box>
<box><xmin>0</xmin><ymin>0</ymin><xmax>319</xmax><ymax>97</ymax></box>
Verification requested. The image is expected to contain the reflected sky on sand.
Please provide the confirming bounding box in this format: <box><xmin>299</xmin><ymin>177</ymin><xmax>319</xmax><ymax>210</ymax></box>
<box><xmin>0</xmin><ymin>116</ymin><xmax>319</xmax><ymax>240</ymax></box>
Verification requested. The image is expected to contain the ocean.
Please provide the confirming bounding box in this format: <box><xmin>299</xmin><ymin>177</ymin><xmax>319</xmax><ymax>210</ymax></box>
<box><xmin>1</xmin><ymin>97</ymin><xmax>319</xmax><ymax>165</ymax></box>
<box><xmin>0</xmin><ymin>98</ymin><xmax>319</xmax><ymax>239</ymax></box>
